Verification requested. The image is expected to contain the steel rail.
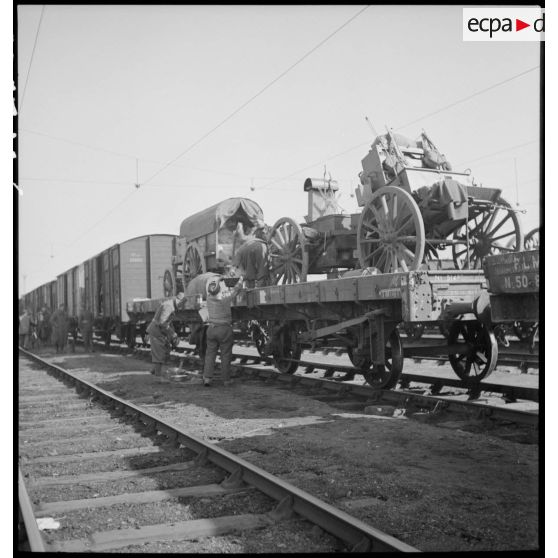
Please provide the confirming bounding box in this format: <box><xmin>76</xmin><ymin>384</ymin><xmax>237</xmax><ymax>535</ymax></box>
<box><xmin>18</xmin><ymin>467</ymin><xmax>46</xmax><ymax>552</ymax></box>
<box><xmin>91</xmin><ymin>346</ymin><xmax>539</xmax><ymax>427</ymax></box>
<box><xmin>162</xmin><ymin>350</ymin><xmax>538</xmax><ymax>428</ymax></box>
<box><xmin>18</xmin><ymin>348</ymin><xmax>419</xmax><ymax>553</ymax></box>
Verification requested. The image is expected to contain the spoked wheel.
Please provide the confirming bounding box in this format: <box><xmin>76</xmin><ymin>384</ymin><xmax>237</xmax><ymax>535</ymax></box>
<box><xmin>357</xmin><ymin>186</ymin><xmax>425</xmax><ymax>273</ymax></box>
<box><xmin>268</xmin><ymin>217</ymin><xmax>309</xmax><ymax>284</ymax></box>
<box><xmin>362</xmin><ymin>329</ymin><xmax>404</xmax><ymax>389</ymax></box>
<box><xmin>183</xmin><ymin>243</ymin><xmax>206</xmax><ymax>285</ymax></box>
<box><xmin>271</xmin><ymin>324</ymin><xmax>302</xmax><ymax>374</ymax></box>
<box><xmin>448</xmin><ymin>321</ymin><xmax>498</xmax><ymax>382</ymax></box>
<box><xmin>163</xmin><ymin>268</ymin><xmax>176</xmax><ymax>298</ymax></box>
<box><xmin>249</xmin><ymin>320</ymin><xmax>270</xmax><ymax>357</ymax></box>
<box><xmin>452</xmin><ymin>197</ymin><xmax>523</xmax><ymax>269</ymax></box>
<box><xmin>524</xmin><ymin>227</ymin><xmax>540</xmax><ymax>250</ymax></box>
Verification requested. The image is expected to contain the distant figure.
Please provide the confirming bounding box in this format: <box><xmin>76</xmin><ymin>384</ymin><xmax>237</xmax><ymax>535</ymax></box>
<box><xmin>50</xmin><ymin>304</ymin><xmax>69</xmax><ymax>354</ymax></box>
<box><xmin>79</xmin><ymin>304</ymin><xmax>94</xmax><ymax>352</ymax></box>
<box><xmin>37</xmin><ymin>306</ymin><xmax>52</xmax><ymax>348</ymax></box>
<box><xmin>146</xmin><ymin>292</ymin><xmax>185</xmax><ymax>377</ymax></box>
<box><xmin>203</xmin><ymin>275</ymin><xmax>243</xmax><ymax>387</ymax></box>
<box><xmin>19</xmin><ymin>308</ymin><xmax>32</xmax><ymax>349</ymax></box>
<box><xmin>232</xmin><ymin>220</ymin><xmax>270</xmax><ymax>288</ymax></box>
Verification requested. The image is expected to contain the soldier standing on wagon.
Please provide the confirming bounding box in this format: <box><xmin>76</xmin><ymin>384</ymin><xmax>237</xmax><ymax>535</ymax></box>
<box><xmin>50</xmin><ymin>304</ymin><xmax>69</xmax><ymax>354</ymax></box>
<box><xmin>203</xmin><ymin>275</ymin><xmax>243</xmax><ymax>387</ymax></box>
<box><xmin>147</xmin><ymin>292</ymin><xmax>185</xmax><ymax>377</ymax></box>
<box><xmin>79</xmin><ymin>304</ymin><xmax>94</xmax><ymax>352</ymax></box>
<box><xmin>232</xmin><ymin>220</ymin><xmax>270</xmax><ymax>288</ymax></box>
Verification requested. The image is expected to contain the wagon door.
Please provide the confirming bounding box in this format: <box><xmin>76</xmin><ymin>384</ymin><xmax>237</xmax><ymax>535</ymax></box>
<box><xmin>102</xmin><ymin>251</ymin><xmax>111</xmax><ymax>317</ymax></box>
<box><xmin>110</xmin><ymin>246</ymin><xmax>121</xmax><ymax>321</ymax></box>
<box><xmin>118</xmin><ymin>237</ymin><xmax>148</xmax><ymax>321</ymax></box>
<box><xmin>149</xmin><ymin>235</ymin><xmax>176</xmax><ymax>299</ymax></box>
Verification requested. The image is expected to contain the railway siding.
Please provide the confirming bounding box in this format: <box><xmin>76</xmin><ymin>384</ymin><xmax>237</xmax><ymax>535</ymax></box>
<box><xmin>20</xmin><ymin>347</ymin><xmax>539</xmax><ymax>552</ymax></box>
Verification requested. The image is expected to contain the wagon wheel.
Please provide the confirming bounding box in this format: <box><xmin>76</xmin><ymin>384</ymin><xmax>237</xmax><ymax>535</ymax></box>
<box><xmin>448</xmin><ymin>320</ymin><xmax>498</xmax><ymax>383</ymax></box>
<box><xmin>183</xmin><ymin>243</ymin><xmax>206</xmax><ymax>284</ymax></box>
<box><xmin>357</xmin><ymin>186</ymin><xmax>425</xmax><ymax>273</ymax></box>
<box><xmin>452</xmin><ymin>197</ymin><xmax>523</xmax><ymax>269</ymax></box>
<box><xmin>362</xmin><ymin>329</ymin><xmax>404</xmax><ymax>389</ymax></box>
<box><xmin>272</xmin><ymin>324</ymin><xmax>302</xmax><ymax>374</ymax></box>
<box><xmin>524</xmin><ymin>227</ymin><xmax>540</xmax><ymax>250</ymax></box>
<box><xmin>163</xmin><ymin>268</ymin><xmax>176</xmax><ymax>297</ymax></box>
<box><xmin>513</xmin><ymin>321</ymin><xmax>539</xmax><ymax>345</ymax></box>
<box><xmin>268</xmin><ymin>217</ymin><xmax>308</xmax><ymax>284</ymax></box>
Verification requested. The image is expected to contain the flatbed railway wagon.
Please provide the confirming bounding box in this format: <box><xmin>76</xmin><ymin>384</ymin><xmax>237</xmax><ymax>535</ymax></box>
<box><xmin>267</xmin><ymin>129</ymin><xmax>523</xmax><ymax>283</ymax></box>
<box><xmin>80</xmin><ymin>234</ymin><xmax>177</xmax><ymax>345</ymax></box>
<box><xmin>163</xmin><ymin>198</ymin><xmax>265</xmax><ymax>296</ymax></box>
<box><xmin>483</xmin><ymin>248</ymin><xmax>540</xmax><ymax>350</ymax></box>
<box><xmin>127</xmin><ymin>268</ymin><xmax>496</xmax><ymax>389</ymax></box>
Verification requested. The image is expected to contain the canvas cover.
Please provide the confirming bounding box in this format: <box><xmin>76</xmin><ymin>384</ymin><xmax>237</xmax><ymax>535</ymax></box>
<box><xmin>179</xmin><ymin>198</ymin><xmax>264</xmax><ymax>241</ymax></box>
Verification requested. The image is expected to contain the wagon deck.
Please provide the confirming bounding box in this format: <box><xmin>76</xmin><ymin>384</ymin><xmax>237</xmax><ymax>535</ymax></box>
<box><xmin>127</xmin><ymin>269</ymin><xmax>488</xmax><ymax>325</ymax></box>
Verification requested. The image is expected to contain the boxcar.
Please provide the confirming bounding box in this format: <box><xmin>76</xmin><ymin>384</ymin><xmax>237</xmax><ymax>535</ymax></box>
<box><xmin>83</xmin><ymin>234</ymin><xmax>177</xmax><ymax>344</ymax></box>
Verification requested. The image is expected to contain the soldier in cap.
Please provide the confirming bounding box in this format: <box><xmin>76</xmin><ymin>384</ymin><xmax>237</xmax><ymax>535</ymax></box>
<box><xmin>203</xmin><ymin>274</ymin><xmax>243</xmax><ymax>386</ymax></box>
<box><xmin>147</xmin><ymin>292</ymin><xmax>185</xmax><ymax>377</ymax></box>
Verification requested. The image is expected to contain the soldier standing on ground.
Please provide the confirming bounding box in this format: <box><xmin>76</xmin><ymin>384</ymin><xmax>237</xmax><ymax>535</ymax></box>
<box><xmin>147</xmin><ymin>292</ymin><xmax>185</xmax><ymax>377</ymax></box>
<box><xmin>79</xmin><ymin>304</ymin><xmax>94</xmax><ymax>352</ymax></box>
<box><xmin>37</xmin><ymin>306</ymin><xmax>51</xmax><ymax>348</ymax></box>
<box><xmin>19</xmin><ymin>308</ymin><xmax>32</xmax><ymax>349</ymax></box>
<box><xmin>203</xmin><ymin>275</ymin><xmax>243</xmax><ymax>387</ymax></box>
<box><xmin>50</xmin><ymin>304</ymin><xmax>69</xmax><ymax>354</ymax></box>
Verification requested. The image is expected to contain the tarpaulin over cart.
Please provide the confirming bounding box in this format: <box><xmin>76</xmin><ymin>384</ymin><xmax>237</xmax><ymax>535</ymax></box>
<box><xmin>179</xmin><ymin>198</ymin><xmax>264</xmax><ymax>241</ymax></box>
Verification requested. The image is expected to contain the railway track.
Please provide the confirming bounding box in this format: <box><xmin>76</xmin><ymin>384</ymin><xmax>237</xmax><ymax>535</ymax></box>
<box><xmin>86</xmin><ymin>338</ymin><xmax>538</xmax><ymax>429</ymax></box>
<box><xmin>18</xmin><ymin>349</ymin><xmax>418</xmax><ymax>553</ymax></box>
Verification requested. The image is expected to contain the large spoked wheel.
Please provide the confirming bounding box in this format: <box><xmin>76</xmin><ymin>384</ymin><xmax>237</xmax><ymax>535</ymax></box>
<box><xmin>524</xmin><ymin>227</ymin><xmax>540</xmax><ymax>250</ymax></box>
<box><xmin>448</xmin><ymin>321</ymin><xmax>498</xmax><ymax>383</ymax></box>
<box><xmin>163</xmin><ymin>268</ymin><xmax>176</xmax><ymax>297</ymax></box>
<box><xmin>268</xmin><ymin>217</ymin><xmax>308</xmax><ymax>284</ymax></box>
<box><xmin>357</xmin><ymin>186</ymin><xmax>425</xmax><ymax>273</ymax></box>
<box><xmin>183</xmin><ymin>243</ymin><xmax>206</xmax><ymax>285</ymax></box>
<box><xmin>362</xmin><ymin>329</ymin><xmax>404</xmax><ymax>389</ymax></box>
<box><xmin>452</xmin><ymin>197</ymin><xmax>523</xmax><ymax>269</ymax></box>
<box><xmin>272</xmin><ymin>325</ymin><xmax>302</xmax><ymax>374</ymax></box>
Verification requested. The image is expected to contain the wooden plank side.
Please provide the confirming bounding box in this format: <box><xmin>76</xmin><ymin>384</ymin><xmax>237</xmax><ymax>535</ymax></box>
<box><xmin>484</xmin><ymin>250</ymin><xmax>540</xmax><ymax>295</ymax></box>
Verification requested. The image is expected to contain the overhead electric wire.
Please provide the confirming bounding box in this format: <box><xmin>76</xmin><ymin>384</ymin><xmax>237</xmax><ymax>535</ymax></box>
<box><xmin>257</xmin><ymin>65</ymin><xmax>541</xmax><ymax>191</ymax></box>
<box><xmin>20</xmin><ymin>5</ymin><xmax>45</xmax><ymax>112</ymax></box>
<box><xmin>19</xmin><ymin>128</ymin><xmax>278</xmax><ymax>181</ymax></box>
<box><xmin>395</xmin><ymin>65</ymin><xmax>539</xmax><ymax>131</ymax></box>
<box><xmin>140</xmin><ymin>5</ymin><xmax>371</xmax><ymax>187</ymax></box>
<box><xmin>454</xmin><ymin>139</ymin><xmax>538</xmax><ymax>167</ymax></box>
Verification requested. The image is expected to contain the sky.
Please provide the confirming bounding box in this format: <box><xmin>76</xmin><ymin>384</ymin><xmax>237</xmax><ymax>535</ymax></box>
<box><xmin>16</xmin><ymin>4</ymin><xmax>542</xmax><ymax>294</ymax></box>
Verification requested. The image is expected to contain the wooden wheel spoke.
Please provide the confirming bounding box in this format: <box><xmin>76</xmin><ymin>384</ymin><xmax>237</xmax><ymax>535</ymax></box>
<box><xmin>486</xmin><ymin>213</ymin><xmax>511</xmax><ymax>237</ymax></box>
<box><xmin>393</xmin><ymin>215</ymin><xmax>413</xmax><ymax>236</ymax></box>
<box><xmin>270</xmin><ymin>236</ymin><xmax>285</xmax><ymax>251</ymax></box>
<box><xmin>490</xmin><ymin>230</ymin><xmax>516</xmax><ymax>242</ymax></box>
<box><xmin>362</xmin><ymin>221</ymin><xmax>381</xmax><ymax>234</ymax></box>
